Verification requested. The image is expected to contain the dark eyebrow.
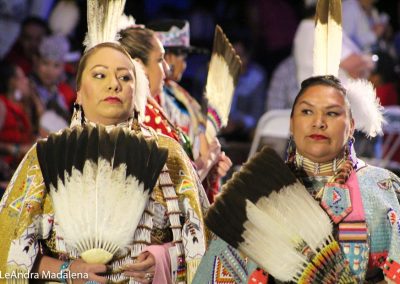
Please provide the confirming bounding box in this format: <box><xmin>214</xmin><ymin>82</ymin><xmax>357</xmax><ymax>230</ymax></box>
<box><xmin>298</xmin><ymin>101</ymin><xmax>343</xmax><ymax>109</ymax></box>
<box><xmin>90</xmin><ymin>65</ymin><xmax>130</xmax><ymax>71</ymax></box>
<box><xmin>298</xmin><ymin>101</ymin><xmax>313</xmax><ymax>107</ymax></box>
<box><xmin>116</xmin><ymin>67</ymin><xmax>130</xmax><ymax>71</ymax></box>
<box><xmin>90</xmin><ymin>64</ymin><xmax>107</xmax><ymax>70</ymax></box>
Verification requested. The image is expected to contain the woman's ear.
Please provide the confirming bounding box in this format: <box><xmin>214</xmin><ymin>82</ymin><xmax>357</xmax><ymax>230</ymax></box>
<box><xmin>349</xmin><ymin>117</ymin><xmax>355</xmax><ymax>137</ymax></box>
<box><xmin>133</xmin><ymin>58</ymin><xmax>146</xmax><ymax>70</ymax></box>
<box><xmin>289</xmin><ymin>117</ymin><xmax>293</xmax><ymax>135</ymax></box>
<box><xmin>76</xmin><ymin>90</ymin><xmax>82</xmax><ymax>104</ymax></box>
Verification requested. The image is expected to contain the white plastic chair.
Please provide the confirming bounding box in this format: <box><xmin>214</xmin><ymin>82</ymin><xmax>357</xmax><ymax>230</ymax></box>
<box><xmin>248</xmin><ymin>109</ymin><xmax>291</xmax><ymax>159</ymax></box>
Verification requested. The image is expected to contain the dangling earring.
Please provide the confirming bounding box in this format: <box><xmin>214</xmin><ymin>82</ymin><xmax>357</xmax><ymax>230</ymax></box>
<box><xmin>346</xmin><ymin>136</ymin><xmax>356</xmax><ymax>165</ymax></box>
<box><xmin>71</xmin><ymin>103</ymin><xmax>85</xmax><ymax>127</ymax></box>
<box><xmin>131</xmin><ymin>109</ymin><xmax>141</xmax><ymax>133</ymax></box>
<box><xmin>286</xmin><ymin>135</ymin><xmax>296</xmax><ymax>163</ymax></box>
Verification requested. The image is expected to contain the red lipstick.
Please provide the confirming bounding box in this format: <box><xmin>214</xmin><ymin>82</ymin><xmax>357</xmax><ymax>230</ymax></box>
<box><xmin>104</xmin><ymin>96</ymin><xmax>122</xmax><ymax>103</ymax></box>
<box><xmin>309</xmin><ymin>134</ymin><xmax>328</xmax><ymax>140</ymax></box>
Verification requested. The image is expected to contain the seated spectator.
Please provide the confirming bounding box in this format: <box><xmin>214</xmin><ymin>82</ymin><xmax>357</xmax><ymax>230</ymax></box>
<box><xmin>266</xmin><ymin>55</ymin><xmax>298</xmax><ymax>111</ymax></box>
<box><xmin>30</xmin><ymin>35</ymin><xmax>75</xmax><ymax>124</ymax></box>
<box><xmin>369</xmin><ymin>51</ymin><xmax>399</xmax><ymax>106</ymax></box>
<box><xmin>342</xmin><ymin>0</ymin><xmax>389</xmax><ymax>52</ymax></box>
<box><xmin>0</xmin><ymin>61</ymin><xmax>37</xmax><ymax>191</ymax></box>
<box><xmin>4</xmin><ymin>17</ymin><xmax>49</xmax><ymax>75</ymax></box>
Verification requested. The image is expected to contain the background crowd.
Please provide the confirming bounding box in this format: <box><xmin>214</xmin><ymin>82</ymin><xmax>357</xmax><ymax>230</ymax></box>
<box><xmin>1</xmin><ymin>0</ymin><xmax>400</xmax><ymax>193</ymax></box>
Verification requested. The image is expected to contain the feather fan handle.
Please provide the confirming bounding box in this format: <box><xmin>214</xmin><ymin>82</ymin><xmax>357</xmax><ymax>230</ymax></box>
<box><xmin>204</xmin><ymin>25</ymin><xmax>242</xmax><ymax>141</ymax></box>
<box><xmin>83</xmin><ymin>0</ymin><xmax>126</xmax><ymax>51</ymax></box>
<box><xmin>205</xmin><ymin>147</ymin><xmax>356</xmax><ymax>282</ymax></box>
<box><xmin>36</xmin><ymin>125</ymin><xmax>168</xmax><ymax>264</ymax></box>
<box><xmin>345</xmin><ymin>79</ymin><xmax>385</xmax><ymax>137</ymax></box>
<box><xmin>313</xmin><ymin>0</ymin><xmax>342</xmax><ymax>77</ymax></box>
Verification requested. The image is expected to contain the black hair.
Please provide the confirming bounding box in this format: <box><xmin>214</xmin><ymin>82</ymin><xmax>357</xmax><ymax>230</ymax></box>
<box><xmin>0</xmin><ymin>61</ymin><xmax>17</xmax><ymax>94</ymax></box>
<box><xmin>290</xmin><ymin>75</ymin><xmax>348</xmax><ymax>117</ymax></box>
<box><xmin>21</xmin><ymin>16</ymin><xmax>50</xmax><ymax>35</ymax></box>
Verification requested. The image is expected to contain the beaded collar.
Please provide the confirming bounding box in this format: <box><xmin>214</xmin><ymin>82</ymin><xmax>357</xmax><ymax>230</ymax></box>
<box><xmin>295</xmin><ymin>151</ymin><xmax>345</xmax><ymax>175</ymax></box>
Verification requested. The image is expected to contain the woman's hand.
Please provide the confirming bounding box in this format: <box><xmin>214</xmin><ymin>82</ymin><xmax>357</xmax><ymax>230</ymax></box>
<box><xmin>123</xmin><ymin>251</ymin><xmax>156</xmax><ymax>283</ymax></box>
<box><xmin>195</xmin><ymin>137</ymin><xmax>221</xmax><ymax>181</ymax></box>
<box><xmin>215</xmin><ymin>152</ymin><xmax>232</xmax><ymax>178</ymax></box>
<box><xmin>69</xmin><ymin>259</ymin><xmax>108</xmax><ymax>284</ymax></box>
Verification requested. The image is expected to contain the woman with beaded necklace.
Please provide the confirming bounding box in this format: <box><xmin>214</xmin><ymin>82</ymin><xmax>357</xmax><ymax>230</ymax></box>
<box><xmin>285</xmin><ymin>74</ymin><xmax>400</xmax><ymax>282</ymax></box>
<box><xmin>193</xmin><ymin>75</ymin><xmax>400</xmax><ymax>283</ymax></box>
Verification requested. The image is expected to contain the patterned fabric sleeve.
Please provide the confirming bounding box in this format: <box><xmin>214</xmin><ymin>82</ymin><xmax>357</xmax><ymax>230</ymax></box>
<box><xmin>382</xmin><ymin>172</ymin><xmax>400</xmax><ymax>282</ymax></box>
<box><xmin>155</xmin><ymin>135</ymin><xmax>209</xmax><ymax>283</ymax></box>
<box><xmin>0</xmin><ymin>145</ymin><xmax>52</xmax><ymax>278</ymax></box>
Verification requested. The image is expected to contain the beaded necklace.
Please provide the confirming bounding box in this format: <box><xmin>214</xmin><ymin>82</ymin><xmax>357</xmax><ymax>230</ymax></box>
<box><xmin>295</xmin><ymin>151</ymin><xmax>345</xmax><ymax>176</ymax></box>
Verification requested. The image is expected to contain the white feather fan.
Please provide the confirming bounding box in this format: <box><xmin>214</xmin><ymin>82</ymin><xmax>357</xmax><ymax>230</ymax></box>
<box><xmin>37</xmin><ymin>125</ymin><xmax>168</xmax><ymax>264</ymax></box>
<box><xmin>206</xmin><ymin>147</ymin><xmax>356</xmax><ymax>282</ymax></box>
<box><xmin>204</xmin><ymin>25</ymin><xmax>242</xmax><ymax>142</ymax></box>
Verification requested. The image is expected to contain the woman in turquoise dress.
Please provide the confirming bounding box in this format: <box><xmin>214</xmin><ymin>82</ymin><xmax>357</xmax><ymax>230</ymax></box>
<box><xmin>193</xmin><ymin>75</ymin><xmax>400</xmax><ymax>283</ymax></box>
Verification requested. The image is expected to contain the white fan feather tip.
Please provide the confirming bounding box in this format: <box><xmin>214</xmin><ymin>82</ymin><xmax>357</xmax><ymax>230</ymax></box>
<box><xmin>205</xmin><ymin>54</ymin><xmax>234</xmax><ymax>127</ymax></box>
<box><xmin>345</xmin><ymin>79</ymin><xmax>385</xmax><ymax>137</ymax></box>
<box><xmin>51</xmin><ymin>158</ymin><xmax>148</xmax><ymax>264</ymax></box>
<box><xmin>132</xmin><ymin>60</ymin><xmax>150</xmax><ymax>122</ymax></box>
<box><xmin>313</xmin><ymin>0</ymin><xmax>342</xmax><ymax>77</ymax></box>
<box><xmin>84</xmin><ymin>0</ymin><xmax>126</xmax><ymax>51</ymax></box>
<box><xmin>239</xmin><ymin>183</ymin><xmax>333</xmax><ymax>282</ymax></box>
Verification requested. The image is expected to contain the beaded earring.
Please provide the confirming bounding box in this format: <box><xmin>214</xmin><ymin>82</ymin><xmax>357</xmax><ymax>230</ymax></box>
<box><xmin>285</xmin><ymin>135</ymin><xmax>296</xmax><ymax>163</ymax></box>
<box><xmin>131</xmin><ymin>109</ymin><xmax>141</xmax><ymax>133</ymax></box>
<box><xmin>71</xmin><ymin>103</ymin><xmax>85</xmax><ymax>127</ymax></box>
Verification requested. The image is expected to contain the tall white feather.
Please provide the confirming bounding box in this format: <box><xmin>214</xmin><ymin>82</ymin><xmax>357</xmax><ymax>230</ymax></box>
<box><xmin>239</xmin><ymin>183</ymin><xmax>334</xmax><ymax>282</ymax></box>
<box><xmin>51</xmin><ymin>159</ymin><xmax>149</xmax><ymax>264</ymax></box>
<box><xmin>83</xmin><ymin>0</ymin><xmax>126</xmax><ymax>51</ymax></box>
<box><xmin>313</xmin><ymin>0</ymin><xmax>342</xmax><ymax>77</ymax></box>
<box><xmin>204</xmin><ymin>26</ymin><xmax>242</xmax><ymax>142</ymax></box>
<box><xmin>205</xmin><ymin>54</ymin><xmax>235</xmax><ymax>142</ymax></box>
<box><xmin>345</xmin><ymin>79</ymin><xmax>385</xmax><ymax>137</ymax></box>
<box><xmin>132</xmin><ymin>60</ymin><xmax>150</xmax><ymax>123</ymax></box>
<box><xmin>205</xmin><ymin>54</ymin><xmax>235</xmax><ymax>127</ymax></box>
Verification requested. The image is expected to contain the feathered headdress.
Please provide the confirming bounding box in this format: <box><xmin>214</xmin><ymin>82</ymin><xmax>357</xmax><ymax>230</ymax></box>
<box><xmin>37</xmin><ymin>125</ymin><xmax>168</xmax><ymax>264</ymax></box>
<box><xmin>204</xmin><ymin>25</ymin><xmax>242</xmax><ymax>142</ymax></box>
<box><xmin>205</xmin><ymin>147</ymin><xmax>356</xmax><ymax>282</ymax></box>
<box><xmin>81</xmin><ymin>0</ymin><xmax>150</xmax><ymax>122</ymax></box>
<box><xmin>83</xmin><ymin>0</ymin><xmax>126</xmax><ymax>51</ymax></box>
<box><xmin>313</xmin><ymin>0</ymin><xmax>384</xmax><ymax>137</ymax></box>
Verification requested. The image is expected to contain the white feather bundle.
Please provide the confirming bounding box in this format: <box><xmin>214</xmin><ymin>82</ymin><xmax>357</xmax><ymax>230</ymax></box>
<box><xmin>239</xmin><ymin>182</ymin><xmax>333</xmax><ymax>282</ymax></box>
<box><xmin>205</xmin><ymin>54</ymin><xmax>235</xmax><ymax>128</ymax></box>
<box><xmin>345</xmin><ymin>79</ymin><xmax>385</xmax><ymax>137</ymax></box>
<box><xmin>132</xmin><ymin>60</ymin><xmax>150</xmax><ymax>123</ymax></box>
<box><xmin>51</xmin><ymin>158</ymin><xmax>149</xmax><ymax>264</ymax></box>
<box><xmin>313</xmin><ymin>0</ymin><xmax>342</xmax><ymax>77</ymax></box>
<box><xmin>117</xmin><ymin>14</ymin><xmax>137</xmax><ymax>33</ymax></box>
<box><xmin>84</xmin><ymin>0</ymin><xmax>126</xmax><ymax>51</ymax></box>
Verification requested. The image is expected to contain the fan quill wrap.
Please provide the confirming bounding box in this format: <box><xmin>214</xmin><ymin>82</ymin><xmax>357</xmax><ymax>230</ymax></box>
<box><xmin>205</xmin><ymin>147</ymin><xmax>356</xmax><ymax>283</ymax></box>
<box><xmin>204</xmin><ymin>25</ymin><xmax>242</xmax><ymax>141</ymax></box>
<box><xmin>37</xmin><ymin>125</ymin><xmax>168</xmax><ymax>264</ymax></box>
